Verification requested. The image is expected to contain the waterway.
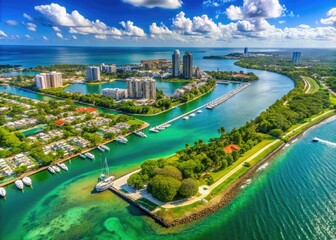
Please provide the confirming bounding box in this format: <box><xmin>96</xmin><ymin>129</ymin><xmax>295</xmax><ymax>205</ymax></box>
<box><xmin>1</xmin><ymin>47</ymin><xmax>333</xmax><ymax>239</ymax></box>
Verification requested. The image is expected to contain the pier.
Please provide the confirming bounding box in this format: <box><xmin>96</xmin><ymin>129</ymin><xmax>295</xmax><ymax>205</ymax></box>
<box><xmin>206</xmin><ymin>83</ymin><xmax>251</xmax><ymax>109</ymax></box>
<box><xmin>152</xmin><ymin>82</ymin><xmax>252</xmax><ymax>131</ymax></box>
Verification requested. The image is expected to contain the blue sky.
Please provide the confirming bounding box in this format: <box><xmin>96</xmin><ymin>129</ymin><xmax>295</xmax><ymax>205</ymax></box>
<box><xmin>0</xmin><ymin>0</ymin><xmax>335</xmax><ymax>47</ymax></box>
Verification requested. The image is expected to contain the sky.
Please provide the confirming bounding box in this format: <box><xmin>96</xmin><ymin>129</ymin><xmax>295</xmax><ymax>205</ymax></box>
<box><xmin>0</xmin><ymin>0</ymin><xmax>335</xmax><ymax>47</ymax></box>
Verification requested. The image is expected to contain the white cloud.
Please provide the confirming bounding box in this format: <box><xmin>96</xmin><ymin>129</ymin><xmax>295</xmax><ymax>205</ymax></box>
<box><xmin>23</xmin><ymin>13</ymin><xmax>33</xmax><ymax>21</ymax></box>
<box><xmin>0</xmin><ymin>30</ymin><xmax>8</xmax><ymax>38</ymax></box>
<box><xmin>53</xmin><ymin>26</ymin><xmax>61</xmax><ymax>32</ymax></box>
<box><xmin>150</xmin><ymin>23</ymin><xmax>173</xmax><ymax>36</ymax></box>
<box><xmin>43</xmin><ymin>36</ymin><xmax>48</xmax><ymax>41</ymax></box>
<box><xmin>226</xmin><ymin>0</ymin><xmax>284</xmax><ymax>20</ymax></box>
<box><xmin>6</xmin><ymin>20</ymin><xmax>18</xmax><ymax>26</ymax></box>
<box><xmin>320</xmin><ymin>8</ymin><xmax>336</xmax><ymax>26</ymax></box>
<box><xmin>25</xmin><ymin>34</ymin><xmax>32</xmax><ymax>39</ymax></box>
<box><xmin>279</xmin><ymin>20</ymin><xmax>285</xmax><ymax>24</ymax></box>
<box><xmin>26</xmin><ymin>22</ymin><xmax>37</xmax><ymax>31</ymax></box>
<box><xmin>95</xmin><ymin>35</ymin><xmax>107</xmax><ymax>39</ymax></box>
<box><xmin>298</xmin><ymin>24</ymin><xmax>310</xmax><ymax>29</ymax></box>
<box><xmin>122</xmin><ymin>0</ymin><xmax>182</xmax><ymax>9</ymax></box>
<box><xmin>56</xmin><ymin>32</ymin><xmax>65</xmax><ymax>39</ymax></box>
<box><xmin>35</xmin><ymin>3</ymin><xmax>146</xmax><ymax>39</ymax></box>
<box><xmin>72</xmin><ymin>35</ymin><xmax>77</xmax><ymax>40</ymax></box>
<box><xmin>203</xmin><ymin>0</ymin><xmax>235</xmax><ymax>8</ymax></box>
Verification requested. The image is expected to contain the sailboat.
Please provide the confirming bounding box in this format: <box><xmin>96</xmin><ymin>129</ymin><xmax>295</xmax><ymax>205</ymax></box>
<box><xmin>95</xmin><ymin>157</ymin><xmax>115</xmax><ymax>192</ymax></box>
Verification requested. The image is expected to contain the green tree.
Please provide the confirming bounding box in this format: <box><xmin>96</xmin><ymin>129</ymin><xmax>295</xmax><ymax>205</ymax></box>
<box><xmin>148</xmin><ymin>175</ymin><xmax>181</xmax><ymax>202</ymax></box>
<box><xmin>152</xmin><ymin>166</ymin><xmax>183</xmax><ymax>180</ymax></box>
<box><xmin>178</xmin><ymin>178</ymin><xmax>199</xmax><ymax>198</ymax></box>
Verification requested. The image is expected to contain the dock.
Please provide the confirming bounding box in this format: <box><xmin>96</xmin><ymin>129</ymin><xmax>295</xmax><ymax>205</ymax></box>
<box><xmin>206</xmin><ymin>83</ymin><xmax>251</xmax><ymax>109</ymax></box>
<box><xmin>152</xmin><ymin>82</ymin><xmax>252</xmax><ymax>130</ymax></box>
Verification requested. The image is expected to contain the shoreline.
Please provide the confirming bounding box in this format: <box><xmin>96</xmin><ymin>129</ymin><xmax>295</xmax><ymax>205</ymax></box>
<box><xmin>0</xmin><ymin>122</ymin><xmax>149</xmax><ymax>187</ymax></box>
<box><xmin>109</xmin><ymin>111</ymin><xmax>335</xmax><ymax>228</ymax></box>
<box><xmin>157</xmin><ymin>112</ymin><xmax>336</xmax><ymax>227</ymax></box>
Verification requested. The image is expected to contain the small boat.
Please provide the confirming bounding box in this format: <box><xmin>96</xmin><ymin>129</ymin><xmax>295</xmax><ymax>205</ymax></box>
<box><xmin>15</xmin><ymin>180</ymin><xmax>24</xmax><ymax>190</ymax></box>
<box><xmin>149</xmin><ymin>127</ymin><xmax>159</xmax><ymax>133</ymax></box>
<box><xmin>0</xmin><ymin>187</ymin><xmax>6</xmax><ymax>198</ymax></box>
<box><xmin>135</xmin><ymin>131</ymin><xmax>147</xmax><ymax>138</ymax></box>
<box><xmin>22</xmin><ymin>177</ymin><xmax>32</xmax><ymax>187</ymax></box>
<box><xmin>95</xmin><ymin>158</ymin><xmax>115</xmax><ymax>192</ymax></box>
<box><xmin>156</xmin><ymin>126</ymin><xmax>165</xmax><ymax>131</ymax></box>
<box><xmin>97</xmin><ymin>146</ymin><xmax>105</xmax><ymax>152</ymax></box>
<box><xmin>312</xmin><ymin>137</ymin><xmax>319</xmax><ymax>142</ymax></box>
<box><xmin>52</xmin><ymin>166</ymin><xmax>61</xmax><ymax>173</ymax></box>
<box><xmin>189</xmin><ymin>113</ymin><xmax>196</xmax><ymax>117</ymax></box>
<box><xmin>116</xmin><ymin>137</ymin><xmax>127</xmax><ymax>144</ymax></box>
<box><xmin>197</xmin><ymin>110</ymin><xmax>203</xmax><ymax>113</ymax></box>
<box><xmin>48</xmin><ymin>166</ymin><xmax>55</xmax><ymax>174</ymax></box>
<box><xmin>85</xmin><ymin>152</ymin><xmax>95</xmax><ymax>160</ymax></box>
<box><xmin>101</xmin><ymin>145</ymin><xmax>110</xmax><ymax>151</ymax></box>
<box><xmin>163</xmin><ymin>123</ymin><xmax>171</xmax><ymax>128</ymax></box>
<box><xmin>183</xmin><ymin>116</ymin><xmax>189</xmax><ymax>120</ymax></box>
<box><xmin>57</xmin><ymin>163</ymin><xmax>68</xmax><ymax>171</ymax></box>
<box><xmin>79</xmin><ymin>154</ymin><xmax>86</xmax><ymax>159</ymax></box>
<box><xmin>206</xmin><ymin>105</ymin><xmax>214</xmax><ymax>110</ymax></box>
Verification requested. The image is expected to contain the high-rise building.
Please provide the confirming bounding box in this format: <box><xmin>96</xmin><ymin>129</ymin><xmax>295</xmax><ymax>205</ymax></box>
<box><xmin>126</xmin><ymin>77</ymin><xmax>156</xmax><ymax>100</ymax></box>
<box><xmin>35</xmin><ymin>72</ymin><xmax>63</xmax><ymax>89</ymax></box>
<box><xmin>172</xmin><ymin>49</ymin><xmax>181</xmax><ymax>77</ymax></box>
<box><xmin>244</xmin><ymin>47</ymin><xmax>248</xmax><ymax>55</ymax></box>
<box><xmin>102</xmin><ymin>88</ymin><xmax>128</xmax><ymax>101</ymax></box>
<box><xmin>100</xmin><ymin>64</ymin><xmax>116</xmax><ymax>74</ymax></box>
<box><xmin>292</xmin><ymin>52</ymin><xmax>301</xmax><ymax>63</ymax></box>
<box><xmin>86</xmin><ymin>66</ymin><xmax>101</xmax><ymax>81</ymax></box>
<box><xmin>183</xmin><ymin>52</ymin><xmax>193</xmax><ymax>79</ymax></box>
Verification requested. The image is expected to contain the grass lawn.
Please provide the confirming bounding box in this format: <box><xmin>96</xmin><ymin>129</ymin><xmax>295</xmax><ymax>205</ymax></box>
<box><xmin>136</xmin><ymin>198</ymin><xmax>160</xmax><ymax>211</ymax></box>
<box><xmin>126</xmin><ymin>119</ymin><xmax>144</xmax><ymax>125</ymax></box>
<box><xmin>330</xmin><ymin>93</ymin><xmax>336</xmax><ymax>106</ymax></box>
<box><xmin>207</xmin><ymin>137</ymin><xmax>275</xmax><ymax>184</ymax></box>
<box><xmin>304</xmin><ymin>76</ymin><xmax>320</xmax><ymax>94</ymax></box>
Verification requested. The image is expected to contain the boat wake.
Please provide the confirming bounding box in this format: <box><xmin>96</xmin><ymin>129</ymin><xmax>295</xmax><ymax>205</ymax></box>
<box><xmin>315</xmin><ymin>138</ymin><xmax>336</xmax><ymax>148</ymax></box>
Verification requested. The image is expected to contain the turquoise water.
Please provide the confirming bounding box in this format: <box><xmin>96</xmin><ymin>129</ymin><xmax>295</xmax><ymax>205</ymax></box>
<box><xmin>0</xmin><ymin>46</ymin><xmax>333</xmax><ymax>239</ymax></box>
<box><xmin>65</xmin><ymin>80</ymin><xmax>186</xmax><ymax>96</ymax></box>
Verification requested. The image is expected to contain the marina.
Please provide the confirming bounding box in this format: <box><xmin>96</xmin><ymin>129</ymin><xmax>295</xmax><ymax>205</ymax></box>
<box><xmin>206</xmin><ymin>83</ymin><xmax>251</xmax><ymax>109</ymax></box>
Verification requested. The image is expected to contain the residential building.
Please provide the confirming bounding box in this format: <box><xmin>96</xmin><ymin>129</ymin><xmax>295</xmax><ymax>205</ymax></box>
<box><xmin>126</xmin><ymin>77</ymin><xmax>156</xmax><ymax>100</ymax></box>
<box><xmin>244</xmin><ymin>47</ymin><xmax>248</xmax><ymax>55</ymax></box>
<box><xmin>172</xmin><ymin>49</ymin><xmax>181</xmax><ymax>77</ymax></box>
<box><xmin>35</xmin><ymin>72</ymin><xmax>63</xmax><ymax>89</ymax></box>
<box><xmin>141</xmin><ymin>59</ymin><xmax>171</xmax><ymax>70</ymax></box>
<box><xmin>292</xmin><ymin>51</ymin><xmax>301</xmax><ymax>63</ymax></box>
<box><xmin>86</xmin><ymin>66</ymin><xmax>101</xmax><ymax>81</ymax></box>
<box><xmin>102</xmin><ymin>88</ymin><xmax>128</xmax><ymax>100</ymax></box>
<box><xmin>101</xmin><ymin>64</ymin><xmax>116</xmax><ymax>73</ymax></box>
<box><xmin>193</xmin><ymin>66</ymin><xmax>202</xmax><ymax>78</ymax></box>
<box><xmin>183</xmin><ymin>52</ymin><xmax>193</xmax><ymax>79</ymax></box>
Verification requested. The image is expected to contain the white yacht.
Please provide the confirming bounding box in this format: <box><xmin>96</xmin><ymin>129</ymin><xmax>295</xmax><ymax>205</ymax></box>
<box><xmin>163</xmin><ymin>123</ymin><xmax>171</xmax><ymax>128</ymax></box>
<box><xmin>0</xmin><ymin>187</ymin><xmax>6</xmax><ymax>198</ymax></box>
<box><xmin>189</xmin><ymin>113</ymin><xmax>196</xmax><ymax>117</ymax></box>
<box><xmin>95</xmin><ymin>158</ymin><xmax>115</xmax><ymax>192</ymax></box>
<box><xmin>135</xmin><ymin>131</ymin><xmax>147</xmax><ymax>138</ymax></box>
<box><xmin>97</xmin><ymin>146</ymin><xmax>105</xmax><ymax>152</ymax></box>
<box><xmin>22</xmin><ymin>177</ymin><xmax>32</xmax><ymax>187</ymax></box>
<box><xmin>57</xmin><ymin>163</ymin><xmax>68</xmax><ymax>171</ymax></box>
<box><xmin>48</xmin><ymin>166</ymin><xmax>55</xmax><ymax>174</ymax></box>
<box><xmin>156</xmin><ymin>126</ymin><xmax>165</xmax><ymax>131</ymax></box>
<box><xmin>15</xmin><ymin>180</ymin><xmax>24</xmax><ymax>190</ymax></box>
<box><xmin>85</xmin><ymin>152</ymin><xmax>95</xmax><ymax>160</ymax></box>
<box><xmin>101</xmin><ymin>145</ymin><xmax>110</xmax><ymax>151</ymax></box>
<box><xmin>149</xmin><ymin>127</ymin><xmax>159</xmax><ymax>133</ymax></box>
<box><xmin>183</xmin><ymin>116</ymin><xmax>189</xmax><ymax>120</ymax></box>
<box><xmin>116</xmin><ymin>137</ymin><xmax>128</xmax><ymax>144</ymax></box>
<box><xmin>79</xmin><ymin>154</ymin><xmax>86</xmax><ymax>159</ymax></box>
<box><xmin>197</xmin><ymin>110</ymin><xmax>203</xmax><ymax>113</ymax></box>
<box><xmin>52</xmin><ymin>165</ymin><xmax>61</xmax><ymax>173</ymax></box>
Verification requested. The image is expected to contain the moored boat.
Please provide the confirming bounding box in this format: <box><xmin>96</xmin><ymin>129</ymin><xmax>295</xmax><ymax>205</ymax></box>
<box><xmin>116</xmin><ymin>137</ymin><xmax>128</xmax><ymax>144</ymax></box>
<box><xmin>149</xmin><ymin>127</ymin><xmax>159</xmax><ymax>133</ymax></box>
<box><xmin>15</xmin><ymin>180</ymin><xmax>24</xmax><ymax>190</ymax></box>
<box><xmin>79</xmin><ymin>154</ymin><xmax>86</xmax><ymax>159</ymax></box>
<box><xmin>197</xmin><ymin>109</ymin><xmax>203</xmax><ymax>113</ymax></box>
<box><xmin>85</xmin><ymin>152</ymin><xmax>95</xmax><ymax>160</ymax></box>
<box><xmin>97</xmin><ymin>146</ymin><xmax>105</xmax><ymax>152</ymax></box>
<box><xmin>163</xmin><ymin>123</ymin><xmax>171</xmax><ymax>128</ymax></box>
<box><xmin>0</xmin><ymin>187</ymin><xmax>6</xmax><ymax>198</ymax></box>
<box><xmin>52</xmin><ymin>165</ymin><xmax>61</xmax><ymax>173</ymax></box>
<box><xmin>57</xmin><ymin>163</ymin><xmax>68</xmax><ymax>171</ymax></box>
<box><xmin>48</xmin><ymin>166</ymin><xmax>55</xmax><ymax>174</ymax></box>
<box><xmin>183</xmin><ymin>116</ymin><xmax>189</xmax><ymax>120</ymax></box>
<box><xmin>95</xmin><ymin>158</ymin><xmax>115</xmax><ymax>192</ymax></box>
<box><xmin>189</xmin><ymin>113</ymin><xmax>196</xmax><ymax>117</ymax></box>
<box><xmin>101</xmin><ymin>145</ymin><xmax>110</xmax><ymax>151</ymax></box>
<box><xmin>156</xmin><ymin>126</ymin><xmax>165</xmax><ymax>131</ymax></box>
<box><xmin>22</xmin><ymin>177</ymin><xmax>32</xmax><ymax>187</ymax></box>
<box><xmin>312</xmin><ymin>137</ymin><xmax>319</xmax><ymax>142</ymax></box>
<box><xmin>135</xmin><ymin>131</ymin><xmax>147</xmax><ymax>138</ymax></box>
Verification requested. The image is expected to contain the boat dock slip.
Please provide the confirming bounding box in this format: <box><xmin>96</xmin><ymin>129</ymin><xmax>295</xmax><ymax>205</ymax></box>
<box><xmin>206</xmin><ymin>83</ymin><xmax>251</xmax><ymax>109</ymax></box>
<box><xmin>153</xmin><ymin>83</ymin><xmax>252</xmax><ymax>130</ymax></box>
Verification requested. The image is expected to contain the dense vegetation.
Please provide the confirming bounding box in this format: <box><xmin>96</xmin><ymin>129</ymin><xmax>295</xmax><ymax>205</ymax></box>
<box><xmin>206</xmin><ymin>71</ymin><xmax>259</xmax><ymax>82</ymax></box>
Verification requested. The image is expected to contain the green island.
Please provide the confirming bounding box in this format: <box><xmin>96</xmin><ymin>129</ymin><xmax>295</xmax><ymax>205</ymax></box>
<box><xmin>0</xmin><ymin>93</ymin><xmax>145</xmax><ymax>184</ymax></box>
<box><xmin>206</xmin><ymin>71</ymin><xmax>259</xmax><ymax>82</ymax></box>
<box><xmin>110</xmin><ymin>55</ymin><xmax>336</xmax><ymax>227</ymax></box>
